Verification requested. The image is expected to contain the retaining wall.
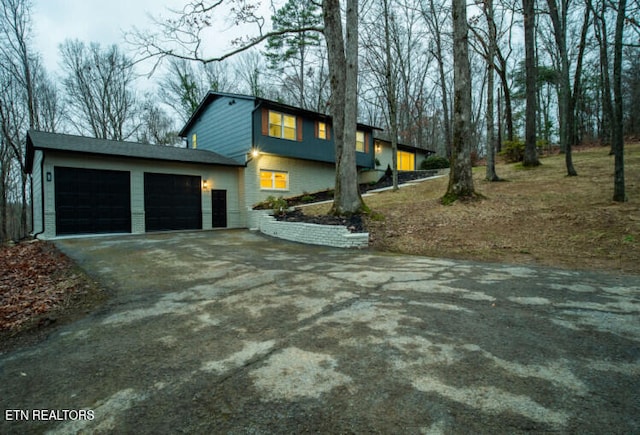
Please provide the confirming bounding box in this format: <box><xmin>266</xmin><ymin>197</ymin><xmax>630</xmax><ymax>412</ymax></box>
<box><xmin>252</xmin><ymin>211</ymin><xmax>369</xmax><ymax>249</ymax></box>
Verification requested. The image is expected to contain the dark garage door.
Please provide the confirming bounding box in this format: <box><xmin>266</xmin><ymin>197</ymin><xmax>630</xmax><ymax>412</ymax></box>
<box><xmin>55</xmin><ymin>167</ymin><xmax>131</xmax><ymax>236</ymax></box>
<box><xmin>144</xmin><ymin>173</ymin><xmax>202</xmax><ymax>232</ymax></box>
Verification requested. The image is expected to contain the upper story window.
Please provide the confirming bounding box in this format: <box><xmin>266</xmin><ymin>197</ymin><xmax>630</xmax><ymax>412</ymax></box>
<box><xmin>192</xmin><ymin>133</ymin><xmax>197</xmax><ymax>149</ymax></box>
<box><xmin>318</xmin><ymin>122</ymin><xmax>327</xmax><ymax>140</ymax></box>
<box><xmin>269</xmin><ymin>110</ymin><xmax>297</xmax><ymax>141</ymax></box>
<box><xmin>356</xmin><ymin>131</ymin><xmax>366</xmax><ymax>152</ymax></box>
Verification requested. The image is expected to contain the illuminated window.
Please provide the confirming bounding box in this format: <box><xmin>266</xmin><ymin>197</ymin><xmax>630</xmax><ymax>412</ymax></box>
<box><xmin>356</xmin><ymin>131</ymin><xmax>365</xmax><ymax>152</ymax></box>
<box><xmin>318</xmin><ymin>122</ymin><xmax>327</xmax><ymax>139</ymax></box>
<box><xmin>397</xmin><ymin>151</ymin><xmax>415</xmax><ymax>171</ymax></box>
<box><xmin>192</xmin><ymin>133</ymin><xmax>197</xmax><ymax>149</ymax></box>
<box><xmin>260</xmin><ymin>170</ymin><xmax>289</xmax><ymax>190</ymax></box>
<box><xmin>268</xmin><ymin>111</ymin><xmax>297</xmax><ymax>140</ymax></box>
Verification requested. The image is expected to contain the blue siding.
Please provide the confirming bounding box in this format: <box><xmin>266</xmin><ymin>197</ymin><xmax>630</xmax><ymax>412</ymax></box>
<box><xmin>183</xmin><ymin>96</ymin><xmax>254</xmax><ymax>163</ymax></box>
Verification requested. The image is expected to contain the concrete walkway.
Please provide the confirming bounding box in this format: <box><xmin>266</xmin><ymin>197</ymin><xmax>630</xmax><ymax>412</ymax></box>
<box><xmin>1</xmin><ymin>230</ymin><xmax>639</xmax><ymax>433</ymax></box>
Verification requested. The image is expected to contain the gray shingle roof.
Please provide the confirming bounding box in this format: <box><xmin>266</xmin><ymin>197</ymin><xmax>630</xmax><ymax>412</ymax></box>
<box><xmin>26</xmin><ymin>130</ymin><xmax>243</xmax><ymax>173</ymax></box>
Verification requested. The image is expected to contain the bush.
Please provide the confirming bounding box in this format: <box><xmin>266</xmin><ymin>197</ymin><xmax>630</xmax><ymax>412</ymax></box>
<box><xmin>500</xmin><ymin>139</ymin><xmax>525</xmax><ymax>163</ymax></box>
<box><xmin>263</xmin><ymin>195</ymin><xmax>288</xmax><ymax>216</ymax></box>
<box><xmin>420</xmin><ymin>155</ymin><xmax>450</xmax><ymax>170</ymax></box>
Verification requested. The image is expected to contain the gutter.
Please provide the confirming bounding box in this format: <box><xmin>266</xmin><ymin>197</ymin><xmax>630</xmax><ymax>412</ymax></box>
<box><xmin>32</xmin><ymin>154</ymin><xmax>45</xmax><ymax>239</ymax></box>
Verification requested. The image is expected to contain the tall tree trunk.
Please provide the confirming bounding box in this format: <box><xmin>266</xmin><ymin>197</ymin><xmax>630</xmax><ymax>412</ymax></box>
<box><xmin>324</xmin><ymin>0</ymin><xmax>365</xmax><ymax>215</ymax></box>
<box><xmin>612</xmin><ymin>0</ymin><xmax>626</xmax><ymax>201</ymax></box>
<box><xmin>495</xmin><ymin>52</ymin><xmax>514</xmax><ymax>142</ymax></box>
<box><xmin>546</xmin><ymin>0</ymin><xmax>577</xmax><ymax>176</ymax></box>
<box><xmin>572</xmin><ymin>5</ymin><xmax>590</xmax><ymax>146</ymax></box>
<box><xmin>590</xmin><ymin>0</ymin><xmax>614</xmax><ymax>147</ymax></box>
<box><xmin>445</xmin><ymin>0</ymin><xmax>476</xmax><ymax>200</ymax></box>
<box><xmin>424</xmin><ymin>0</ymin><xmax>452</xmax><ymax>158</ymax></box>
<box><xmin>522</xmin><ymin>0</ymin><xmax>540</xmax><ymax>167</ymax></box>
<box><xmin>383</xmin><ymin>0</ymin><xmax>399</xmax><ymax>190</ymax></box>
<box><xmin>485</xmin><ymin>0</ymin><xmax>500</xmax><ymax>181</ymax></box>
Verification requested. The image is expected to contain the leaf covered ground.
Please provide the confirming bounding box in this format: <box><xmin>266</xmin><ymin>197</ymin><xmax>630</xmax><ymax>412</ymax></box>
<box><xmin>0</xmin><ymin>241</ymin><xmax>105</xmax><ymax>350</ymax></box>
<box><xmin>306</xmin><ymin>143</ymin><xmax>640</xmax><ymax>274</ymax></box>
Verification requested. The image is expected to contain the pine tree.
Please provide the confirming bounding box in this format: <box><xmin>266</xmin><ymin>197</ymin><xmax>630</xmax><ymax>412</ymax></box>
<box><xmin>264</xmin><ymin>0</ymin><xmax>322</xmax><ymax>109</ymax></box>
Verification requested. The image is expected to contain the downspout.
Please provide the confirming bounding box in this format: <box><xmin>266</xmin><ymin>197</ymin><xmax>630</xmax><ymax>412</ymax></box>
<box><xmin>32</xmin><ymin>154</ymin><xmax>45</xmax><ymax>239</ymax></box>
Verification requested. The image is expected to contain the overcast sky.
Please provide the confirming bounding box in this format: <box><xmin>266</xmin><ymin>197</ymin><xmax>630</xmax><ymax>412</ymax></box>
<box><xmin>30</xmin><ymin>0</ymin><xmax>273</xmax><ymax>87</ymax></box>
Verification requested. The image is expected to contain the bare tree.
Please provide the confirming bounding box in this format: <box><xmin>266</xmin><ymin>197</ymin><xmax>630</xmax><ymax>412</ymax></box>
<box><xmin>130</xmin><ymin>1</ymin><xmax>366</xmax><ymax>215</ymax></box>
<box><xmin>421</xmin><ymin>0</ymin><xmax>453</xmax><ymax>157</ymax></box>
<box><xmin>158</xmin><ymin>58</ymin><xmax>209</xmax><ymax>124</ymax></box>
<box><xmin>324</xmin><ymin>0</ymin><xmax>366</xmax><ymax>215</ymax></box>
<box><xmin>612</xmin><ymin>0</ymin><xmax>627</xmax><ymax>201</ymax></box>
<box><xmin>158</xmin><ymin>58</ymin><xmax>237</xmax><ymax>124</ymax></box>
<box><xmin>484</xmin><ymin>0</ymin><xmax>501</xmax><ymax>181</ymax></box>
<box><xmin>545</xmin><ymin>0</ymin><xmax>580</xmax><ymax>175</ymax></box>
<box><xmin>60</xmin><ymin>40</ymin><xmax>139</xmax><ymax>141</ymax></box>
<box><xmin>445</xmin><ymin>0</ymin><xmax>478</xmax><ymax>201</ymax></box>
<box><xmin>522</xmin><ymin>0</ymin><xmax>540</xmax><ymax>166</ymax></box>
<box><xmin>234</xmin><ymin>50</ymin><xmax>269</xmax><ymax>98</ymax></box>
<box><xmin>383</xmin><ymin>0</ymin><xmax>400</xmax><ymax>190</ymax></box>
<box><xmin>0</xmin><ymin>0</ymin><xmax>40</xmax><ymax>238</ymax></box>
<box><xmin>137</xmin><ymin>95</ymin><xmax>179</xmax><ymax>145</ymax></box>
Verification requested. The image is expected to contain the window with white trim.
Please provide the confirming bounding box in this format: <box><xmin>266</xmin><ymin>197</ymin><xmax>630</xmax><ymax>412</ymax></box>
<box><xmin>268</xmin><ymin>111</ymin><xmax>297</xmax><ymax>140</ymax></box>
<box><xmin>260</xmin><ymin>170</ymin><xmax>289</xmax><ymax>190</ymax></box>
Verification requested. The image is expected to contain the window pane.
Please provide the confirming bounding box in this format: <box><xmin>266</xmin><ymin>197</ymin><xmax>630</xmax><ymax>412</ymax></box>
<box><xmin>283</xmin><ymin>127</ymin><xmax>296</xmax><ymax>140</ymax></box>
<box><xmin>260</xmin><ymin>171</ymin><xmax>273</xmax><ymax>189</ymax></box>
<box><xmin>274</xmin><ymin>173</ymin><xmax>288</xmax><ymax>189</ymax></box>
<box><xmin>318</xmin><ymin>122</ymin><xmax>326</xmax><ymax>139</ymax></box>
<box><xmin>283</xmin><ymin>115</ymin><xmax>296</xmax><ymax>128</ymax></box>
<box><xmin>269</xmin><ymin>111</ymin><xmax>282</xmax><ymax>138</ymax></box>
<box><xmin>356</xmin><ymin>131</ymin><xmax>365</xmax><ymax>152</ymax></box>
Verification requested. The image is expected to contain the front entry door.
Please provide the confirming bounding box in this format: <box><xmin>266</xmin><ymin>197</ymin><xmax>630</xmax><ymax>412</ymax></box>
<box><xmin>211</xmin><ymin>189</ymin><xmax>227</xmax><ymax>228</ymax></box>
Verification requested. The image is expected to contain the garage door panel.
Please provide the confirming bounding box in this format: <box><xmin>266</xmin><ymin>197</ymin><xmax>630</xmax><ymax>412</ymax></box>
<box><xmin>55</xmin><ymin>167</ymin><xmax>131</xmax><ymax>236</ymax></box>
<box><xmin>144</xmin><ymin>173</ymin><xmax>202</xmax><ymax>232</ymax></box>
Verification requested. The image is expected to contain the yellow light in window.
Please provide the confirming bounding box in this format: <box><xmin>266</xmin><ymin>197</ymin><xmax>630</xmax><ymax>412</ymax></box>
<box><xmin>356</xmin><ymin>131</ymin><xmax>365</xmax><ymax>152</ymax></box>
<box><xmin>283</xmin><ymin>114</ymin><xmax>296</xmax><ymax>140</ymax></box>
<box><xmin>318</xmin><ymin>122</ymin><xmax>327</xmax><ymax>139</ymax></box>
<box><xmin>274</xmin><ymin>172</ymin><xmax>287</xmax><ymax>189</ymax></box>
<box><xmin>397</xmin><ymin>151</ymin><xmax>415</xmax><ymax>171</ymax></box>
<box><xmin>269</xmin><ymin>111</ymin><xmax>281</xmax><ymax>137</ymax></box>
<box><xmin>260</xmin><ymin>171</ymin><xmax>272</xmax><ymax>189</ymax></box>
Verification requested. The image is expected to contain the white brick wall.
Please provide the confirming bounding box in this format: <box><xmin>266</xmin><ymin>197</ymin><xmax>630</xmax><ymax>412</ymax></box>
<box><xmin>244</xmin><ymin>154</ymin><xmax>336</xmax><ymax>209</ymax></box>
<box><xmin>255</xmin><ymin>212</ymin><xmax>369</xmax><ymax>249</ymax></box>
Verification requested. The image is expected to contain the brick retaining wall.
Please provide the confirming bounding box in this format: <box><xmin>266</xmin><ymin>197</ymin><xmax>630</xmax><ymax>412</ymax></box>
<box><xmin>251</xmin><ymin>211</ymin><xmax>369</xmax><ymax>248</ymax></box>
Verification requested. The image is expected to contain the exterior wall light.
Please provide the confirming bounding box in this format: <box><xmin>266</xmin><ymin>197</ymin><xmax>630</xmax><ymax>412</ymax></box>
<box><xmin>202</xmin><ymin>180</ymin><xmax>208</xmax><ymax>190</ymax></box>
<box><xmin>252</xmin><ymin>149</ymin><xmax>260</xmax><ymax>158</ymax></box>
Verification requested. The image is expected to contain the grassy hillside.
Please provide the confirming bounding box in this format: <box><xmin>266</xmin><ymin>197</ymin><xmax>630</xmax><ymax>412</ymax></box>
<box><xmin>310</xmin><ymin>143</ymin><xmax>640</xmax><ymax>273</ymax></box>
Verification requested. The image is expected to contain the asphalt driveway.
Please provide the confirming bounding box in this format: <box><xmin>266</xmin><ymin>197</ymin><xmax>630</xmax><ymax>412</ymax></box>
<box><xmin>1</xmin><ymin>230</ymin><xmax>639</xmax><ymax>433</ymax></box>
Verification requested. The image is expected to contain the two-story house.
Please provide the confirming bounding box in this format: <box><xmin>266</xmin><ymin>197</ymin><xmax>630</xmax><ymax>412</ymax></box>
<box><xmin>26</xmin><ymin>91</ymin><xmax>431</xmax><ymax>239</ymax></box>
<box><xmin>179</xmin><ymin>91</ymin><xmax>378</xmax><ymax>209</ymax></box>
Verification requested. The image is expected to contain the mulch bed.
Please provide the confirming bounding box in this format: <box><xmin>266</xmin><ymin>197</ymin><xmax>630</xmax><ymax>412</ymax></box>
<box><xmin>259</xmin><ymin>171</ymin><xmax>439</xmax><ymax>233</ymax></box>
<box><xmin>274</xmin><ymin>209</ymin><xmax>366</xmax><ymax>233</ymax></box>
